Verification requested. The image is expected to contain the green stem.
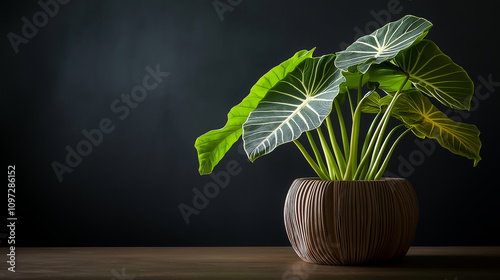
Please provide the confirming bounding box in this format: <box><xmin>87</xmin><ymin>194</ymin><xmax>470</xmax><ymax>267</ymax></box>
<box><xmin>360</xmin><ymin>112</ymin><xmax>381</xmax><ymax>161</ymax></box>
<box><xmin>294</xmin><ymin>140</ymin><xmax>329</xmax><ymax>180</ymax></box>
<box><xmin>356</xmin><ymin>112</ymin><xmax>381</xmax><ymax>180</ymax></box>
<box><xmin>367</xmin><ymin>81</ymin><xmax>408</xmax><ymax>176</ymax></box>
<box><xmin>343</xmin><ymin>77</ymin><xmax>365</xmax><ymax>180</ymax></box>
<box><xmin>357</xmin><ymin>75</ymin><xmax>364</xmax><ymax>104</ymax></box>
<box><xmin>334</xmin><ymin>98</ymin><xmax>350</xmax><ymax>162</ymax></box>
<box><xmin>306</xmin><ymin>131</ymin><xmax>329</xmax><ymax>178</ymax></box>
<box><xmin>353</xmin><ymin>75</ymin><xmax>409</xmax><ymax>180</ymax></box>
<box><xmin>355</xmin><ymin>94</ymin><xmax>402</xmax><ymax>179</ymax></box>
<box><xmin>343</xmin><ymin>94</ymin><xmax>365</xmax><ymax>180</ymax></box>
<box><xmin>366</xmin><ymin>124</ymin><xmax>405</xmax><ymax>180</ymax></box>
<box><xmin>373</xmin><ymin>127</ymin><xmax>412</xmax><ymax>180</ymax></box>
<box><xmin>352</xmin><ymin>76</ymin><xmax>364</xmax><ymax>174</ymax></box>
<box><xmin>317</xmin><ymin>127</ymin><xmax>340</xmax><ymax>180</ymax></box>
<box><xmin>347</xmin><ymin>89</ymin><xmax>355</xmax><ymax>120</ymax></box>
<box><xmin>326</xmin><ymin>116</ymin><xmax>346</xmax><ymax>177</ymax></box>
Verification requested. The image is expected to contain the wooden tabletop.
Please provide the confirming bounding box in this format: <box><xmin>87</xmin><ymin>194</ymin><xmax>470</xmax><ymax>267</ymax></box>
<box><xmin>1</xmin><ymin>247</ymin><xmax>499</xmax><ymax>279</ymax></box>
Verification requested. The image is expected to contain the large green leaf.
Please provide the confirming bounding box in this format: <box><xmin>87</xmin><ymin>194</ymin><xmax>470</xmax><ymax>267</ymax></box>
<box><xmin>365</xmin><ymin>62</ymin><xmax>412</xmax><ymax>93</ymax></box>
<box><xmin>335</xmin><ymin>15</ymin><xmax>432</xmax><ymax>73</ymax></box>
<box><xmin>195</xmin><ymin>49</ymin><xmax>314</xmax><ymax>175</ymax></box>
<box><xmin>339</xmin><ymin>70</ymin><xmax>366</xmax><ymax>93</ymax></box>
<box><xmin>358</xmin><ymin>91</ymin><xmax>382</xmax><ymax>114</ymax></box>
<box><xmin>242</xmin><ymin>55</ymin><xmax>345</xmax><ymax>162</ymax></box>
<box><xmin>393</xmin><ymin>40</ymin><xmax>474</xmax><ymax>110</ymax></box>
<box><xmin>391</xmin><ymin>90</ymin><xmax>481</xmax><ymax>166</ymax></box>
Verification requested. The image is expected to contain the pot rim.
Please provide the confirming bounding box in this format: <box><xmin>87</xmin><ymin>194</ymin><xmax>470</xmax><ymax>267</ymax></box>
<box><xmin>294</xmin><ymin>177</ymin><xmax>408</xmax><ymax>182</ymax></box>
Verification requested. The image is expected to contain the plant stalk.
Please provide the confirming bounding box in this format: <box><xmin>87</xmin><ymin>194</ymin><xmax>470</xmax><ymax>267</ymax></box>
<box><xmin>317</xmin><ymin>127</ymin><xmax>340</xmax><ymax>180</ymax></box>
<box><xmin>334</xmin><ymin>98</ymin><xmax>350</xmax><ymax>162</ymax></box>
<box><xmin>343</xmin><ymin>77</ymin><xmax>365</xmax><ymax>180</ymax></box>
<box><xmin>360</xmin><ymin>112</ymin><xmax>381</xmax><ymax>161</ymax></box>
<box><xmin>356</xmin><ymin>112</ymin><xmax>381</xmax><ymax>180</ymax></box>
<box><xmin>306</xmin><ymin>131</ymin><xmax>329</xmax><ymax>178</ymax></box>
<box><xmin>294</xmin><ymin>140</ymin><xmax>329</xmax><ymax>180</ymax></box>
<box><xmin>343</xmin><ymin>95</ymin><xmax>365</xmax><ymax>179</ymax></box>
<box><xmin>373</xmin><ymin>127</ymin><xmax>412</xmax><ymax>180</ymax></box>
<box><xmin>366</xmin><ymin>124</ymin><xmax>405</xmax><ymax>179</ymax></box>
<box><xmin>326</xmin><ymin>116</ymin><xmax>346</xmax><ymax>176</ymax></box>
<box><xmin>367</xmin><ymin>77</ymin><xmax>409</xmax><ymax>176</ymax></box>
<box><xmin>353</xmin><ymin>75</ymin><xmax>409</xmax><ymax>179</ymax></box>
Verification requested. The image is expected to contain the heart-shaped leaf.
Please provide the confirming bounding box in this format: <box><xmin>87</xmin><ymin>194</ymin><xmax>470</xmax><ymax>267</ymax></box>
<box><xmin>358</xmin><ymin>91</ymin><xmax>383</xmax><ymax>114</ymax></box>
<box><xmin>335</xmin><ymin>15</ymin><xmax>432</xmax><ymax>73</ymax></box>
<box><xmin>391</xmin><ymin>90</ymin><xmax>481</xmax><ymax>166</ymax></box>
<box><xmin>339</xmin><ymin>70</ymin><xmax>368</xmax><ymax>92</ymax></box>
<box><xmin>393</xmin><ymin>40</ymin><xmax>474</xmax><ymax>110</ymax></box>
<box><xmin>243</xmin><ymin>55</ymin><xmax>345</xmax><ymax>162</ymax></box>
<box><xmin>365</xmin><ymin>62</ymin><xmax>412</xmax><ymax>93</ymax></box>
<box><xmin>195</xmin><ymin>49</ymin><xmax>314</xmax><ymax>175</ymax></box>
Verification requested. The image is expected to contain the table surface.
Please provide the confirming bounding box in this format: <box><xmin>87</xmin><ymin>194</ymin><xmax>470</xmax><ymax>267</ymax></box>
<box><xmin>1</xmin><ymin>247</ymin><xmax>499</xmax><ymax>279</ymax></box>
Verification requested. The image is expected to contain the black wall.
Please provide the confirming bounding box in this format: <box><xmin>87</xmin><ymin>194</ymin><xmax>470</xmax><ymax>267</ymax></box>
<box><xmin>2</xmin><ymin>0</ymin><xmax>499</xmax><ymax>246</ymax></box>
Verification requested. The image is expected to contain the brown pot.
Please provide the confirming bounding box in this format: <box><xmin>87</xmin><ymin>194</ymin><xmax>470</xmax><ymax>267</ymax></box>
<box><xmin>284</xmin><ymin>178</ymin><xmax>419</xmax><ymax>265</ymax></box>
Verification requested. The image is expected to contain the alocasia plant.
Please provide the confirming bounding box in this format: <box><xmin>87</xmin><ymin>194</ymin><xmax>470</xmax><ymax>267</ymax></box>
<box><xmin>195</xmin><ymin>49</ymin><xmax>314</xmax><ymax>175</ymax></box>
<box><xmin>195</xmin><ymin>15</ymin><xmax>481</xmax><ymax>180</ymax></box>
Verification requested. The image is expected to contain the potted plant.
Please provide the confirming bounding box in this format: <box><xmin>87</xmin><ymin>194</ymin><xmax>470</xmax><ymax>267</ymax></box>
<box><xmin>194</xmin><ymin>15</ymin><xmax>481</xmax><ymax>265</ymax></box>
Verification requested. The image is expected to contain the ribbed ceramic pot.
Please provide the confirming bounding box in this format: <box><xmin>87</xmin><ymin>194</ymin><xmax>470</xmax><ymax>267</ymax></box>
<box><xmin>284</xmin><ymin>178</ymin><xmax>419</xmax><ymax>265</ymax></box>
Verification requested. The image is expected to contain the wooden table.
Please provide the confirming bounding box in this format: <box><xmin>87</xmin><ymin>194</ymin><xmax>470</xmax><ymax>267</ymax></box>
<box><xmin>2</xmin><ymin>247</ymin><xmax>499</xmax><ymax>279</ymax></box>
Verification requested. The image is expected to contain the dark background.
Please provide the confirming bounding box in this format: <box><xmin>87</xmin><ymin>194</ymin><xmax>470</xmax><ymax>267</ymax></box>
<box><xmin>1</xmin><ymin>0</ymin><xmax>499</xmax><ymax>247</ymax></box>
